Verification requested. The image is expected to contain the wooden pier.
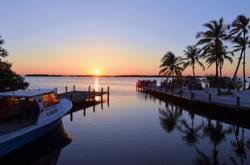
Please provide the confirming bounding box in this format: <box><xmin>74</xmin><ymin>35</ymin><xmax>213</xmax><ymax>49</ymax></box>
<box><xmin>58</xmin><ymin>85</ymin><xmax>110</xmax><ymax>105</ymax></box>
<box><xmin>136</xmin><ymin>80</ymin><xmax>250</xmax><ymax>112</ymax></box>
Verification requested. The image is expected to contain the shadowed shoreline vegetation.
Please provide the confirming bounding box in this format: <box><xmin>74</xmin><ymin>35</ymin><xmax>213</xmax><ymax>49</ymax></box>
<box><xmin>0</xmin><ymin>36</ymin><xmax>28</xmax><ymax>92</ymax></box>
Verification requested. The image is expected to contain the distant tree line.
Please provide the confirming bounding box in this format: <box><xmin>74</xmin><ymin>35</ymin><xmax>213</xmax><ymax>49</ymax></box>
<box><xmin>0</xmin><ymin>35</ymin><xmax>28</xmax><ymax>92</ymax></box>
<box><xmin>159</xmin><ymin>15</ymin><xmax>250</xmax><ymax>95</ymax></box>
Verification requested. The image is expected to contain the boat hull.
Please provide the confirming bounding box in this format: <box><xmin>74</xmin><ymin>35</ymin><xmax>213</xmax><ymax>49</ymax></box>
<box><xmin>0</xmin><ymin>119</ymin><xmax>62</xmax><ymax>157</ymax></box>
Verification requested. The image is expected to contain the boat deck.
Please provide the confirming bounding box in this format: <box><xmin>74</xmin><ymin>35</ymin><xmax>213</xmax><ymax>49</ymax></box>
<box><xmin>0</xmin><ymin>116</ymin><xmax>35</xmax><ymax>134</ymax></box>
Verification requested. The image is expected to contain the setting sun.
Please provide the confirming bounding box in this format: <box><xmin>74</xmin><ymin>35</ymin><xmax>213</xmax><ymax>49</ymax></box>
<box><xmin>94</xmin><ymin>69</ymin><xmax>101</xmax><ymax>76</ymax></box>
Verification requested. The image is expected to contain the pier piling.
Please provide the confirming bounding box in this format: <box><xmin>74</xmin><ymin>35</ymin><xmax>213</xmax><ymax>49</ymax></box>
<box><xmin>208</xmin><ymin>93</ymin><xmax>211</xmax><ymax>104</ymax></box>
<box><xmin>236</xmin><ymin>96</ymin><xmax>240</xmax><ymax>112</ymax></box>
<box><xmin>83</xmin><ymin>108</ymin><xmax>86</xmax><ymax>116</ymax></box>
<box><xmin>191</xmin><ymin>92</ymin><xmax>195</xmax><ymax>101</ymax></box>
<box><xmin>65</xmin><ymin>86</ymin><xmax>68</xmax><ymax>93</ymax></box>
<box><xmin>70</xmin><ymin>112</ymin><xmax>73</xmax><ymax>121</ymax></box>
<box><xmin>101</xmin><ymin>88</ymin><xmax>103</xmax><ymax>101</ymax></box>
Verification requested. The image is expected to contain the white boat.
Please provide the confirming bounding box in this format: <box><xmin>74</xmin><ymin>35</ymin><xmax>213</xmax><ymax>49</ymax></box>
<box><xmin>0</xmin><ymin>89</ymin><xmax>72</xmax><ymax>157</ymax></box>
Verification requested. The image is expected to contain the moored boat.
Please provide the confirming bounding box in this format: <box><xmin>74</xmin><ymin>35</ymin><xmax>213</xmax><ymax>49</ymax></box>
<box><xmin>0</xmin><ymin>89</ymin><xmax>72</xmax><ymax>157</ymax></box>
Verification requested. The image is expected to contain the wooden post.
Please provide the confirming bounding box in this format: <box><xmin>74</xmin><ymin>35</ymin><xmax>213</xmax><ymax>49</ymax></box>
<box><xmin>70</xmin><ymin>112</ymin><xmax>73</xmax><ymax>121</ymax></box>
<box><xmin>93</xmin><ymin>89</ymin><xmax>96</xmax><ymax>112</ymax></box>
<box><xmin>136</xmin><ymin>81</ymin><xmax>138</xmax><ymax>91</ymax></box>
<box><xmin>93</xmin><ymin>103</ymin><xmax>95</xmax><ymax>112</ymax></box>
<box><xmin>191</xmin><ymin>92</ymin><xmax>195</xmax><ymax>101</ymax></box>
<box><xmin>101</xmin><ymin>100</ymin><xmax>103</xmax><ymax>110</ymax></box>
<box><xmin>55</xmin><ymin>88</ymin><xmax>57</xmax><ymax>94</ymax></box>
<box><xmin>236</xmin><ymin>96</ymin><xmax>240</xmax><ymax>112</ymax></box>
<box><xmin>70</xmin><ymin>93</ymin><xmax>73</xmax><ymax>101</ymax></box>
<box><xmin>73</xmin><ymin>85</ymin><xmax>75</xmax><ymax>91</ymax></box>
<box><xmin>208</xmin><ymin>93</ymin><xmax>211</xmax><ymax>104</ymax></box>
<box><xmin>93</xmin><ymin>89</ymin><xmax>96</xmax><ymax>104</ymax></box>
<box><xmin>107</xmin><ymin>86</ymin><xmax>110</xmax><ymax>107</ymax></box>
<box><xmin>65</xmin><ymin>86</ymin><xmax>68</xmax><ymax>93</ymax></box>
<box><xmin>83</xmin><ymin>108</ymin><xmax>86</xmax><ymax>116</ymax></box>
<box><xmin>88</xmin><ymin>86</ymin><xmax>91</xmax><ymax>93</ymax></box>
<box><xmin>101</xmin><ymin>88</ymin><xmax>103</xmax><ymax>101</ymax></box>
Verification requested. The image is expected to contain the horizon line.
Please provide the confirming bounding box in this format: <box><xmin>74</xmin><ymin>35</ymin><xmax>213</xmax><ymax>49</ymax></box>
<box><xmin>25</xmin><ymin>74</ymin><xmax>250</xmax><ymax>78</ymax></box>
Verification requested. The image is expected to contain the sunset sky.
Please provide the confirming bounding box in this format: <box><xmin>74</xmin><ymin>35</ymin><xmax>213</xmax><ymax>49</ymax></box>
<box><xmin>0</xmin><ymin>0</ymin><xmax>250</xmax><ymax>76</ymax></box>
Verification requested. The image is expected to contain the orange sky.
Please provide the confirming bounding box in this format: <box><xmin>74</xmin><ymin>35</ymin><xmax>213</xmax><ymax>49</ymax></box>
<box><xmin>2</xmin><ymin>1</ymin><xmax>250</xmax><ymax>76</ymax></box>
<box><xmin>8</xmin><ymin>40</ymin><xmax>249</xmax><ymax>76</ymax></box>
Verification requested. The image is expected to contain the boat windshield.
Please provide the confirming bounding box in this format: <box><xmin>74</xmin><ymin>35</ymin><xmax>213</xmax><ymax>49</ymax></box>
<box><xmin>42</xmin><ymin>92</ymin><xmax>59</xmax><ymax>108</ymax></box>
<box><xmin>0</xmin><ymin>97</ymin><xmax>39</xmax><ymax>133</ymax></box>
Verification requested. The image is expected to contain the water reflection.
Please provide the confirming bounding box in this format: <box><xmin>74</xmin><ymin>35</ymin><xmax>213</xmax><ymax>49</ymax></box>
<box><xmin>145</xmin><ymin>93</ymin><xmax>250</xmax><ymax>164</ymax></box>
<box><xmin>67</xmin><ymin>97</ymin><xmax>110</xmax><ymax>121</ymax></box>
<box><xmin>177</xmin><ymin>113</ymin><xmax>204</xmax><ymax>146</ymax></box>
<box><xmin>94</xmin><ymin>77</ymin><xmax>99</xmax><ymax>92</ymax></box>
<box><xmin>230</xmin><ymin>127</ymin><xmax>250</xmax><ymax>165</ymax></box>
<box><xmin>0</xmin><ymin>121</ymin><xmax>71</xmax><ymax>165</ymax></box>
<box><xmin>158</xmin><ymin>103</ymin><xmax>182</xmax><ymax>133</ymax></box>
<box><xmin>195</xmin><ymin>120</ymin><xmax>232</xmax><ymax>165</ymax></box>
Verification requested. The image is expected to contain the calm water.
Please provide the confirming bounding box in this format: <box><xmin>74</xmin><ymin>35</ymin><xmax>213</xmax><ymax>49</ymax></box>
<box><xmin>2</xmin><ymin>76</ymin><xmax>250</xmax><ymax>165</ymax></box>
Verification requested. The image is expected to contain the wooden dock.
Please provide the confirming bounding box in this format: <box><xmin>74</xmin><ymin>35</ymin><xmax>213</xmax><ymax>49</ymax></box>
<box><xmin>136</xmin><ymin>81</ymin><xmax>250</xmax><ymax>112</ymax></box>
<box><xmin>58</xmin><ymin>85</ymin><xmax>110</xmax><ymax>105</ymax></box>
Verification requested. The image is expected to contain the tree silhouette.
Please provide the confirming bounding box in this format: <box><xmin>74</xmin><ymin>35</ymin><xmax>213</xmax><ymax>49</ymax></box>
<box><xmin>228</xmin><ymin>15</ymin><xmax>250</xmax><ymax>91</ymax></box>
<box><xmin>182</xmin><ymin>45</ymin><xmax>205</xmax><ymax>77</ymax></box>
<box><xmin>159</xmin><ymin>51</ymin><xmax>184</xmax><ymax>82</ymax></box>
<box><xmin>0</xmin><ymin>35</ymin><xmax>29</xmax><ymax>91</ymax></box>
<box><xmin>196</xmin><ymin>18</ymin><xmax>229</xmax><ymax>95</ymax></box>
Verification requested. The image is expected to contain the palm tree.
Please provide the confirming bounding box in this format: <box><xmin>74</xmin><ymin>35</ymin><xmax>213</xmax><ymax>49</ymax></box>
<box><xmin>182</xmin><ymin>45</ymin><xmax>205</xmax><ymax>77</ymax></box>
<box><xmin>229</xmin><ymin>15</ymin><xmax>250</xmax><ymax>90</ymax></box>
<box><xmin>204</xmin><ymin>42</ymin><xmax>233</xmax><ymax>80</ymax></box>
<box><xmin>196</xmin><ymin>18</ymin><xmax>229</xmax><ymax>95</ymax></box>
<box><xmin>228</xmin><ymin>37</ymin><xmax>250</xmax><ymax>92</ymax></box>
<box><xmin>218</xmin><ymin>45</ymin><xmax>233</xmax><ymax>78</ymax></box>
<box><xmin>159</xmin><ymin>51</ymin><xmax>184</xmax><ymax>82</ymax></box>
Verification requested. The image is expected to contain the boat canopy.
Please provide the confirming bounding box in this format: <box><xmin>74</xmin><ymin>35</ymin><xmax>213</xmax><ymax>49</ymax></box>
<box><xmin>0</xmin><ymin>89</ymin><xmax>56</xmax><ymax>97</ymax></box>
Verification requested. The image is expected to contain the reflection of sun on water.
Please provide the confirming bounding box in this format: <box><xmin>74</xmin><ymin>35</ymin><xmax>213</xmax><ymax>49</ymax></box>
<box><xmin>94</xmin><ymin>77</ymin><xmax>99</xmax><ymax>92</ymax></box>
<box><xmin>94</xmin><ymin>77</ymin><xmax>100</xmax><ymax>101</ymax></box>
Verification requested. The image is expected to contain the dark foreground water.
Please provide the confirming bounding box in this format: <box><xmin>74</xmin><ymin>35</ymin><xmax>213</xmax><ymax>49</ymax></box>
<box><xmin>1</xmin><ymin>77</ymin><xmax>250</xmax><ymax>165</ymax></box>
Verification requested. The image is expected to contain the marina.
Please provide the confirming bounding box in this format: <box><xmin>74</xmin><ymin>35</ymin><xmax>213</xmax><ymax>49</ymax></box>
<box><xmin>0</xmin><ymin>1</ymin><xmax>250</xmax><ymax>164</ymax></box>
